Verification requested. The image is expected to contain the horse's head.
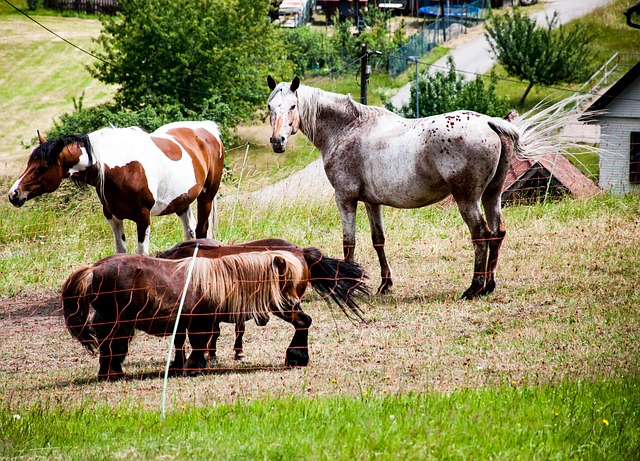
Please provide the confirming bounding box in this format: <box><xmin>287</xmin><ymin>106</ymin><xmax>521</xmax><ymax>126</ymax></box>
<box><xmin>267</xmin><ymin>75</ymin><xmax>301</xmax><ymax>153</ymax></box>
<box><xmin>271</xmin><ymin>251</ymin><xmax>306</xmax><ymax>311</ymax></box>
<box><xmin>8</xmin><ymin>133</ymin><xmax>87</xmax><ymax>207</ymax></box>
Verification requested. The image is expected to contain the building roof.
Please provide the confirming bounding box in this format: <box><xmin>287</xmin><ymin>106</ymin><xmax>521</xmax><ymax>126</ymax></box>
<box><xmin>580</xmin><ymin>60</ymin><xmax>640</xmax><ymax>119</ymax></box>
<box><xmin>502</xmin><ymin>154</ymin><xmax>601</xmax><ymax>199</ymax></box>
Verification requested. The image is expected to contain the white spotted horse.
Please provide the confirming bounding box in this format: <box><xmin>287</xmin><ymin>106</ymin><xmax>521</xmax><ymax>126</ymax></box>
<box><xmin>267</xmin><ymin>76</ymin><xmax>580</xmax><ymax>299</ymax></box>
<box><xmin>8</xmin><ymin>121</ymin><xmax>224</xmax><ymax>254</ymax></box>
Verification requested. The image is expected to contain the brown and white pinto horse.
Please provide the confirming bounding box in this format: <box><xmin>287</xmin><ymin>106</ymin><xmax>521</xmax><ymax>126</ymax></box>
<box><xmin>8</xmin><ymin>121</ymin><xmax>224</xmax><ymax>254</ymax></box>
<box><xmin>156</xmin><ymin>238</ymin><xmax>370</xmax><ymax>364</ymax></box>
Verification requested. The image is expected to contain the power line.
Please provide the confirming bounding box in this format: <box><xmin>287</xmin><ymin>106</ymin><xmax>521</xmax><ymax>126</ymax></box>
<box><xmin>3</xmin><ymin>0</ymin><xmax>110</xmax><ymax>64</ymax></box>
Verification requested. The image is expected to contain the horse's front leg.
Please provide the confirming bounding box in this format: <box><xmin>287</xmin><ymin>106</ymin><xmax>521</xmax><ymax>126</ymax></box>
<box><xmin>335</xmin><ymin>197</ymin><xmax>358</xmax><ymax>262</ymax></box>
<box><xmin>207</xmin><ymin>319</ymin><xmax>222</xmax><ymax>366</ymax></box>
<box><xmin>272</xmin><ymin>305</ymin><xmax>312</xmax><ymax>367</ymax></box>
<box><xmin>134</xmin><ymin>210</ymin><xmax>151</xmax><ymax>255</ymax></box>
<box><xmin>185</xmin><ymin>320</ymin><xmax>213</xmax><ymax>376</ymax></box>
<box><xmin>196</xmin><ymin>189</ymin><xmax>218</xmax><ymax>239</ymax></box>
<box><xmin>364</xmin><ymin>202</ymin><xmax>393</xmax><ymax>294</ymax></box>
<box><xmin>103</xmin><ymin>206</ymin><xmax>127</xmax><ymax>253</ymax></box>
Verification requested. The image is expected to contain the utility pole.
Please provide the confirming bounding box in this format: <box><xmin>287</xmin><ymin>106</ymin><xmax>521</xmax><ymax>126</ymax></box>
<box><xmin>360</xmin><ymin>44</ymin><xmax>382</xmax><ymax>106</ymax></box>
<box><xmin>360</xmin><ymin>43</ymin><xmax>369</xmax><ymax>105</ymax></box>
<box><xmin>407</xmin><ymin>56</ymin><xmax>419</xmax><ymax>118</ymax></box>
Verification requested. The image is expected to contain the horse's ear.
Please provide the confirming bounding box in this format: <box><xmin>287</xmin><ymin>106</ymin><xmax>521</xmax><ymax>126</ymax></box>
<box><xmin>272</xmin><ymin>254</ymin><xmax>287</xmax><ymax>275</ymax></box>
<box><xmin>37</xmin><ymin>130</ymin><xmax>46</xmax><ymax>144</ymax></box>
<box><xmin>267</xmin><ymin>75</ymin><xmax>277</xmax><ymax>91</ymax></box>
<box><xmin>290</xmin><ymin>76</ymin><xmax>300</xmax><ymax>93</ymax></box>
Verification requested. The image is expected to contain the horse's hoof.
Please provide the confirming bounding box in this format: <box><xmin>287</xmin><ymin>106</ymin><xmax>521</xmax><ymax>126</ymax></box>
<box><xmin>186</xmin><ymin>368</ymin><xmax>205</xmax><ymax>377</ymax></box>
<box><xmin>234</xmin><ymin>354</ymin><xmax>246</xmax><ymax>363</ymax></box>
<box><xmin>167</xmin><ymin>367</ymin><xmax>184</xmax><ymax>377</ymax></box>
<box><xmin>255</xmin><ymin>315</ymin><xmax>269</xmax><ymax>327</ymax></box>
<box><xmin>98</xmin><ymin>372</ymin><xmax>125</xmax><ymax>382</ymax></box>
<box><xmin>376</xmin><ymin>280</ymin><xmax>393</xmax><ymax>295</ymax></box>
<box><xmin>461</xmin><ymin>285</ymin><xmax>479</xmax><ymax>300</ymax></box>
<box><xmin>483</xmin><ymin>280</ymin><xmax>496</xmax><ymax>295</ymax></box>
<box><xmin>286</xmin><ymin>349</ymin><xmax>309</xmax><ymax>367</ymax></box>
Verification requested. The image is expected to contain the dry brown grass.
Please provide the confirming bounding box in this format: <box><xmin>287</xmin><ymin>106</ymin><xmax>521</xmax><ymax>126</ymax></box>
<box><xmin>0</xmin><ymin>15</ymin><xmax>114</xmax><ymax>175</ymax></box>
<box><xmin>1</xmin><ymin>194</ymin><xmax>638</xmax><ymax>412</ymax></box>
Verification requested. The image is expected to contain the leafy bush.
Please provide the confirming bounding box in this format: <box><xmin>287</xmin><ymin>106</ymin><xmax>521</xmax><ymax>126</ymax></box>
<box><xmin>280</xmin><ymin>27</ymin><xmax>336</xmax><ymax>75</ymax></box>
<box><xmin>394</xmin><ymin>58</ymin><xmax>509</xmax><ymax>118</ymax></box>
<box><xmin>44</xmin><ymin>93</ymin><xmax>236</xmax><ymax>146</ymax></box>
<box><xmin>89</xmin><ymin>0</ymin><xmax>292</xmax><ymax>122</ymax></box>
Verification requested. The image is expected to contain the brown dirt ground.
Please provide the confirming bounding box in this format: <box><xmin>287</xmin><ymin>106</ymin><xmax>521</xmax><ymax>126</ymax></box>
<box><xmin>2</xmin><ymin>212</ymin><xmax>638</xmax><ymax>412</ymax></box>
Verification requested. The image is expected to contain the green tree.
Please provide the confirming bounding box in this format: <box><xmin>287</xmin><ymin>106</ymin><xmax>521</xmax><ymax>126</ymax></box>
<box><xmin>89</xmin><ymin>0</ymin><xmax>293</xmax><ymax>122</ymax></box>
<box><xmin>485</xmin><ymin>10</ymin><xmax>594</xmax><ymax>106</ymax></box>
<box><xmin>394</xmin><ymin>58</ymin><xmax>509</xmax><ymax>118</ymax></box>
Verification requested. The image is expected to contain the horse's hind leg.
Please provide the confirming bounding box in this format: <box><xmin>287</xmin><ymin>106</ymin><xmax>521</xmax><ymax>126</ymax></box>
<box><xmin>96</xmin><ymin>324</ymin><xmax>133</xmax><ymax>381</ymax></box>
<box><xmin>480</xmin><ymin>138</ymin><xmax>510</xmax><ymax>295</ymax></box>
<box><xmin>233</xmin><ymin>319</ymin><xmax>246</xmax><ymax>362</ymax></box>
<box><xmin>455</xmin><ymin>197</ymin><xmax>491</xmax><ymax>300</ymax></box>
<box><xmin>177</xmin><ymin>206</ymin><xmax>196</xmax><ymax>240</ymax></box>
<box><xmin>364</xmin><ymin>203</ymin><xmax>393</xmax><ymax>294</ymax></box>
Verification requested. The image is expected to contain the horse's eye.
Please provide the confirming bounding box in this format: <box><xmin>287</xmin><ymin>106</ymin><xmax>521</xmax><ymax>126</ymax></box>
<box><xmin>267</xmin><ymin>104</ymin><xmax>271</xmax><ymax>111</ymax></box>
<box><xmin>36</xmin><ymin>167</ymin><xmax>46</xmax><ymax>175</ymax></box>
<box><xmin>290</xmin><ymin>105</ymin><xmax>296</xmax><ymax>111</ymax></box>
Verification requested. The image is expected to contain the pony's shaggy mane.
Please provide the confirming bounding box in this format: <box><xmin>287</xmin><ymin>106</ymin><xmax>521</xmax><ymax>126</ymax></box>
<box><xmin>174</xmin><ymin>251</ymin><xmax>304</xmax><ymax>325</ymax></box>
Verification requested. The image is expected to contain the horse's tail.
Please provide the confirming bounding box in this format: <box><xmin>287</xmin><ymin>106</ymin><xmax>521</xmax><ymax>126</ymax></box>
<box><xmin>490</xmin><ymin>93</ymin><xmax>600</xmax><ymax>161</ymax></box>
<box><xmin>62</xmin><ymin>266</ymin><xmax>98</xmax><ymax>354</ymax></box>
<box><xmin>302</xmin><ymin>247</ymin><xmax>370</xmax><ymax>323</ymax></box>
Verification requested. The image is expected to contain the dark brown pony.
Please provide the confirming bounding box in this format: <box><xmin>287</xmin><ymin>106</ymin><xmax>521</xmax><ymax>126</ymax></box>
<box><xmin>9</xmin><ymin>121</ymin><xmax>224</xmax><ymax>255</ymax></box>
<box><xmin>62</xmin><ymin>251</ymin><xmax>311</xmax><ymax>380</ymax></box>
<box><xmin>156</xmin><ymin>238</ymin><xmax>370</xmax><ymax>364</ymax></box>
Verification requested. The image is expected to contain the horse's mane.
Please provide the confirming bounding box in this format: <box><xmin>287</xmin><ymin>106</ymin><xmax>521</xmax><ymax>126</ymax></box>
<box><xmin>296</xmin><ymin>84</ymin><xmax>388</xmax><ymax>138</ymax></box>
<box><xmin>175</xmin><ymin>251</ymin><xmax>304</xmax><ymax>324</ymax></box>
<box><xmin>31</xmin><ymin>134</ymin><xmax>92</xmax><ymax>166</ymax></box>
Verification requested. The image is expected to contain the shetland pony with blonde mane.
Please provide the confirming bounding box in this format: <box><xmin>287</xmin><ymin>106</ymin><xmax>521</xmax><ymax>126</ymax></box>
<box><xmin>157</xmin><ymin>238</ymin><xmax>369</xmax><ymax>364</ymax></box>
<box><xmin>62</xmin><ymin>251</ymin><xmax>309</xmax><ymax>381</ymax></box>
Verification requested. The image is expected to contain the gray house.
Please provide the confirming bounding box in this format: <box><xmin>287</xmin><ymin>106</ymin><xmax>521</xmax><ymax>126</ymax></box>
<box><xmin>581</xmin><ymin>60</ymin><xmax>640</xmax><ymax>194</ymax></box>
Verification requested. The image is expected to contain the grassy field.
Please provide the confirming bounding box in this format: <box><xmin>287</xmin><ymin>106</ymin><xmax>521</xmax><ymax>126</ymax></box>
<box><xmin>0</xmin><ymin>1</ymin><xmax>114</xmax><ymax>174</ymax></box>
<box><xmin>2</xmin><ymin>378</ymin><xmax>639</xmax><ymax>459</ymax></box>
<box><xmin>1</xmin><ymin>0</ymin><xmax>640</xmax><ymax>459</ymax></box>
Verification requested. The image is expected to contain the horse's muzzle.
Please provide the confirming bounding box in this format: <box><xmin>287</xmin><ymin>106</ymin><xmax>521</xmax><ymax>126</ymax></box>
<box><xmin>270</xmin><ymin>136</ymin><xmax>286</xmax><ymax>153</ymax></box>
<box><xmin>8</xmin><ymin>190</ymin><xmax>26</xmax><ymax>207</ymax></box>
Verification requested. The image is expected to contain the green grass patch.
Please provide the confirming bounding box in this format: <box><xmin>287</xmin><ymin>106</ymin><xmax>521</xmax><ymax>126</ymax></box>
<box><xmin>2</xmin><ymin>377</ymin><xmax>638</xmax><ymax>460</ymax></box>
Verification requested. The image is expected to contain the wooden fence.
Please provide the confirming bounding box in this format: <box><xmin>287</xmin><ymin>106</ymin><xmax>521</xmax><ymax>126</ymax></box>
<box><xmin>43</xmin><ymin>0</ymin><xmax>118</xmax><ymax>15</ymax></box>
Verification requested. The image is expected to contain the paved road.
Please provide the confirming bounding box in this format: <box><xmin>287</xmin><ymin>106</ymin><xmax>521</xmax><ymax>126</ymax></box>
<box><xmin>390</xmin><ymin>0</ymin><xmax>617</xmax><ymax>108</ymax></box>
